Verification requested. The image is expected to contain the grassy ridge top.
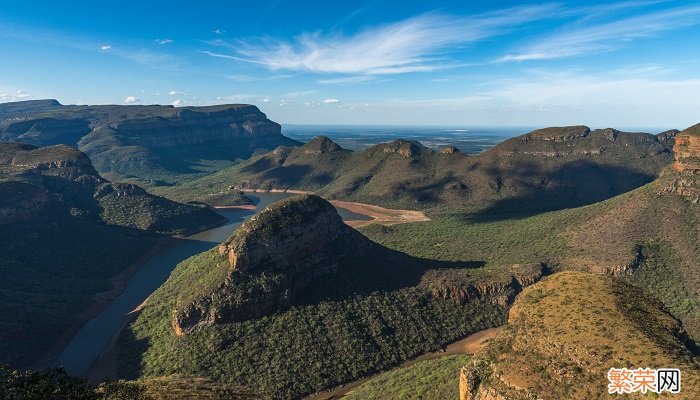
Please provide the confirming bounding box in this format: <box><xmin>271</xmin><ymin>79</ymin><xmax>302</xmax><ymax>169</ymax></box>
<box><xmin>467</xmin><ymin>271</ymin><xmax>700</xmax><ymax>399</ymax></box>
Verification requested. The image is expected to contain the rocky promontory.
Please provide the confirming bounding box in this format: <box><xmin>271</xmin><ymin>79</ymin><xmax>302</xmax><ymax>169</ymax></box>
<box><xmin>172</xmin><ymin>195</ymin><xmax>373</xmax><ymax>335</ymax></box>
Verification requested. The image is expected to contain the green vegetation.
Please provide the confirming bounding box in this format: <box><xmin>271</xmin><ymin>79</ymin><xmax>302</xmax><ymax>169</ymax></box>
<box><xmin>0</xmin><ymin>365</ymin><xmax>259</xmax><ymax>399</ymax></box>
<box><xmin>345</xmin><ymin>355</ymin><xmax>470</xmax><ymax>400</ymax></box>
<box><xmin>151</xmin><ymin>185</ymin><xmax>252</xmax><ymax>207</ymax></box>
<box><xmin>96</xmin><ymin>183</ymin><xmax>223</xmax><ymax>235</ymax></box>
<box><xmin>119</xmin><ymin>249</ymin><xmax>506</xmax><ymax>399</ymax></box>
<box><xmin>0</xmin><ymin>208</ymin><xmax>157</xmax><ymax>367</ymax></box>
<box><xmin>360</xmin><ymin>171</ymin><xmax>700</xmax><ymax>341</ymax></box>
<box><xmin>162</xmin><ymin>128</ymin><xmax>672</xmax><ymax>216</ymax></box>
<box><xmin>0</xmin><ymin>142</ymin><xmax>225</xmax><ymax>367</ymax></box>
<box><xmin>625</xmin><ymin>240</ymin><xmax>700</xmax><ymax>336</ymax></box>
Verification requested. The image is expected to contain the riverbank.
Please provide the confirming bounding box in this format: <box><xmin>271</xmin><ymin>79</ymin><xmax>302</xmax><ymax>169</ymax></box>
<box><xmin>33</xmin><ymin>216</ymin><xmax>229</xmax><ymax>372</ymax></box>
<box><xmin>239</xmin><ymin>188</ymin><xmax>430</xmax><ymax>228</ymax></box>
<box><xmin>329</xmin><ymin>200</ymin><xmax>430</xmax><ymax>228</ymax></box>
<box><xmin>211</xmin><ymin>204</ymin><xmax>257</xmax><ymax>210</ymax></box>
<box><xmin>242</xmin><ymin>188</ymin><xmax>312</xmax><ymax>195</ymax></box>
<box><xmin>305</xmin><ymin>327</ymin><xmax>503</xmax><ymax>400</ymax></box>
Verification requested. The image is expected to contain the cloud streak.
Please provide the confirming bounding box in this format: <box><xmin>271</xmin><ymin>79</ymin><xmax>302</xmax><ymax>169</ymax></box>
<box><xmin>499</xmin><ymin>5</ymin><xmax>700</xmax><ymax>61</ymax></box>
<box><xmin>208</xmin><ymin>5</ymin><xmax>559</xmax><ymax>75</ymax></box>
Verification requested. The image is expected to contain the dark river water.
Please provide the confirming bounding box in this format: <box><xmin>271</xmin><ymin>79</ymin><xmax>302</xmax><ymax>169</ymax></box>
<box><xmin>54</xmin><ymin>192</ymin><xmax>370</xmax><ymax>375</ymax></box>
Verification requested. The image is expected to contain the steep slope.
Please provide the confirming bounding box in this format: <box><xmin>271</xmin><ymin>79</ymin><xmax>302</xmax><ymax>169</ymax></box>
<box><xmin>119</xmin><ymin>195</ymin><xmax>546</xmax><ymax>399</ymax></box>
<box><xmin>0</xmin><ymin>142</ymin><xmax>224</xmax><ymax>367</ymax></box>
<box><xmin>163</xmin><ymin>126</ymin><xmax>673</xmax><ymax>214</ymax></box>
<box><xmin>460</xmin><ymin>271</ymin><xmax>700</xmax><ymax>400</ymax></box>
<box><xmin>0</xmin><ymin>100</ymin><xmax>300</xmax><ymax>184</ymax></box>
<box><xmin>353</xmin><ymin>124</ymin><xmax>700</xmax><ymax>345</ymax></box>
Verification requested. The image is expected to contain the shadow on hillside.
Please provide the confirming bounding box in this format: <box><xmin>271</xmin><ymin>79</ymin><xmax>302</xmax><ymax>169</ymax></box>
<box><xmin>466</xmin><ymin>159</ymin><xmax>657</xmax><ymax>222</ymax></box>
<box><xmin>296</xmin><ymin>242</ymin><xmax>486</xmax><ymax>305</ymax></box>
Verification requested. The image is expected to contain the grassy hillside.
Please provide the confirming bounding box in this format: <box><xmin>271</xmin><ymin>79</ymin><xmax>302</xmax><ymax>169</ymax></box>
<box><xmin>118</xmin><ymin>246</ymin><xmax>507</xmax><ymax>399</ymax></box>
<box><xmin>361</xmin><ymin>167</ymin><xmax>700</xmax><ymax>341</ymax></box>
<box><xmin>463</xmin><ymin>271</ymin><xmax>700</xmax><ymax>399</ymax></box>
<box><xmin>160</xmin><ymin>127</ymin><xmax>673</xmax><ymax>214</ymax></box>
<box><xmin>344</xmin><ymin>354</ymin><xmax>470</xmax><ymax>400</ymax></box>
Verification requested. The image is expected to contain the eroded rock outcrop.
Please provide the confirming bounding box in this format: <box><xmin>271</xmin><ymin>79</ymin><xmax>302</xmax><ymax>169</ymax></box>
<box><xmin>424</xmin><ymin>264</ymin><xmax>546</xmax><ymax>306</ymax></box>
<box><xmin>379</xmin><ymin>139</ymin><xmax>429</xmax><ymax>158</ymax></box>
<box><xmin>172</xmin><ymin>195</ymin><xmax>373</xmax><ymax>335</ymax></box>
<box><xmin>672</xmin><ymin>123</ymin><xmax>700</xmax><ymax>173</ymax></box>
<box><xmin>660</xmin><ymin>124</ymin><xmax>700</xmax><ymax>202</ymax></box>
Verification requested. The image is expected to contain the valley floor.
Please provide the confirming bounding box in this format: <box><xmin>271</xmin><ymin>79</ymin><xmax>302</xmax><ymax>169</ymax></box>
<box><xmin>306</xmin><ymin>327</ymin><xmax>503</xmax><ymax>400</ymax></box>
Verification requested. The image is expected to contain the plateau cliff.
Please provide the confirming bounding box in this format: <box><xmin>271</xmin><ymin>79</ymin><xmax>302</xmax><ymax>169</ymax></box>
<box><xmin>0</xmin><ymin>100</ymin><xmax>299</xmax><ymax>184</ymax></box>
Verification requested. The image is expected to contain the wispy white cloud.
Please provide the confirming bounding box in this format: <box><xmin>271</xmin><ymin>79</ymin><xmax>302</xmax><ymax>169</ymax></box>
<box><xmin>499</xmin><ymin>5</ymin><xmax>700</xmax><ymax>61</ymax></box>
<box><xmin>213</xmin><ymin>29</ymin><xmax>225</xmax><ymax>35</ymax></box>
<box><xmin>205</xmin><ymin>5</ymin><xmax>559</xmax><ymax>75</ymax></box>
<box><xmin>225</xmin><ymin>73</ymin><xmax>293</xmax><ymax>82</ymax></box>
<box><xmin>156</xmin><ymin>38</ymin><xmax>173</xmax><ymax>45</ymax></box>
<box><xmin>172</xmin><ymin>99</ymin><xmax>184</xmax><ymax>106</ymax></box>
<box><xmin>168</xmin><ymin>90</ymin><xmax>185</xmax><ymax>96</ymax></box>
<box><xmin>322</xmin><ymin>98</ymin><xmax>340</xmax><ymax>103</ymax></box>
<box><xmin>317</xmin><ymin>75</ymin><xmax>376</xmax><ymax>85</ymax></box>
<box><xmin>100</xmin><ymin>44</ymin><xmax>111</xmax><ymax>51</ymax></box>
<box><xmin>124</xmin><ymin>96</ymin><xmax>140</xmax><ymax>104</ymax></box>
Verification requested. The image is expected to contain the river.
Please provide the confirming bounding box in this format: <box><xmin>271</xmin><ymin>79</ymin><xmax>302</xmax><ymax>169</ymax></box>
<box><xmin>53</xmin><ymin>192</ymin><xmax>371</xmax><ymax>375</ymax></box>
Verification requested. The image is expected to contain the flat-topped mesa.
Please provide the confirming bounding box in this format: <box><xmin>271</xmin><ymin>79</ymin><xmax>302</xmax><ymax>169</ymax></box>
<box><xmin>673</xmin><ymin>123</ymin><xmax>700</xmax><ymax>173</ymax></box>
<box><xmin>302</xmin><ymin>136</ymin><xmax>344</xmax><ymax>155</ymax></box>
<box><xmin>521</xmin><ymin>125</ymin><xmax>591</xmax><ymax>142</ymax></box>
<box><xmin>173</xmin><ymin>195</ymin><xmax>372</xmax><ymax>335</ymax></box>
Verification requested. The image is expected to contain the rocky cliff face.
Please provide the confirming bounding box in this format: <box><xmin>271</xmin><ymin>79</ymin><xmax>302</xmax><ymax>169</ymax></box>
<box><xmin>672</xmin><ymin>123</ymin><xmax>700</xmax><ymax>173</ymax></box>
<box><xmin>425</xmin><ymin>264</ymin><xmax>546</xmax><ymax>306</ymax></box>
<box><xmin>172</xmin><ymin>195</ymin><xmax>373</xmax><ymax>335</ymax></box>
<box><xmin>660</xmin><ymin>124</ymin><xmax>700</xmax><ymax>202</ymax></box>
<box><xmin>0</xmin><ymin>100</ymin><xmax>299</xmax><ymax>183</ymax></box>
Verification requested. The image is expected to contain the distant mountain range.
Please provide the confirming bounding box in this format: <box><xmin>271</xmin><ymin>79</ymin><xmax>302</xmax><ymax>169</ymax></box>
<box><xmin>160</xmin><ymin>125</ymin><xmax>676</xmax><ymax>216</ymax></box>
<box><xmin>0</xmin><ymin>99</ymin><xmax>299</xmax><ymax>185</ymax></box>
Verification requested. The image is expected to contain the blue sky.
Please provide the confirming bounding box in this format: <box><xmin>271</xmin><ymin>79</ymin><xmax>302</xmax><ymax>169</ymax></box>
<box><xmin>1</xmin><ymin>0</ymin><xmax>700</xmax><ymax>128</ymax></box>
